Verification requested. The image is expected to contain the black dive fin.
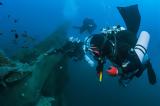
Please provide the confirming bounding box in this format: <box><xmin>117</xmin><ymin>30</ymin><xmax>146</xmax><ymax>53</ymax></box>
<box><xmin>147</xmin><ymin>61</ymin><xmax>157</xmax><ymax>85</ymax></box>
<box><xmin>117</xmin><ymin>4</ymin><xmax>141</xmax><ymax>35</ymax></box>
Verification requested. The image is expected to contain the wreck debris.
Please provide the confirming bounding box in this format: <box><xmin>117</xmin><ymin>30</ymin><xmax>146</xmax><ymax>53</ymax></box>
<box><xmin>36</xmin><ymin>96</ymin><xmax>55</xmax><ymax>106</ymax></box>
<box><xmin>0</xmin><ymin>60</ymin><xmax>32</xmax><ymax>87</ymax></box>
<box><xmin>0</xmin><ymin>22</ymin><xmax>70</xmax><ymax>106</ymax></box>
<box><xmin>4</xmin><ymin>70</ymin><xmax>32</xmax><ymax>83</ymax></box>
<box><xmin>0</xmin><ymin>50</ymin><xmax>12</xmax><ymax>66</ymax></box>
<box><xmin>21</xmin><ymin>93</ymin><xmax>25</xmax><ymax>97</ymax></box>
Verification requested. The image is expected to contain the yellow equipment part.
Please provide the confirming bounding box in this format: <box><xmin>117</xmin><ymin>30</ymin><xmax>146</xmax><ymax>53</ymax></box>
<box><xmin>99</xmin><ymin>71</ymin><xmax>103</xmax><ymax>82</ymax></box>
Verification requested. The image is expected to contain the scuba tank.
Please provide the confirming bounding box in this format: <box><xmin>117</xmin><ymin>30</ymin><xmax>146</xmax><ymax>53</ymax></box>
<box><xmin>119</xmin><ymin>31</ymin><xmax>156</xmax><ymax>85</ymax></box>
<box><xmin>121</xmin><ymin>31</ymin><xmax>150</xmax><ymax>72</ymax></box>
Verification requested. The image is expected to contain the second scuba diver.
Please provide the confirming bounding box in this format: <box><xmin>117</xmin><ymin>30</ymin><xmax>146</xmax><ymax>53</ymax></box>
<box><xmin>73</xmin><ymin>18</ymin><xmax>97</xmax><ymax>34</ymax></box>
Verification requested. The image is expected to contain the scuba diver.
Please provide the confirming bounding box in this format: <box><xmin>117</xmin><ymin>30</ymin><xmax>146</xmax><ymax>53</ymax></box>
<box><xmin>83</xmin><ymin>4</ymin><xmax>157</xmax><ymax>86</ymax></box>
<box><xmin>44</xmin><ymin>37</ymin><xmax>85</xmax><ymax>62</ymax></box>
<box><xmin>73</xmin><ymin>18</ymin><xmax>97</xmax><ymax>34</ymax></box>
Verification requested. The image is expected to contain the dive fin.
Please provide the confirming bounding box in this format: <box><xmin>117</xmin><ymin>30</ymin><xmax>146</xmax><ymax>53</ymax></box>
<box><xmin>146</xmin><ymin>61</ymin><xmax>157</xmax><ymax>85</ymax></box>
<box><xmin>117</xmin><ymin>4</ymin><xmax>141</xmax><ymax>35</ymax></box>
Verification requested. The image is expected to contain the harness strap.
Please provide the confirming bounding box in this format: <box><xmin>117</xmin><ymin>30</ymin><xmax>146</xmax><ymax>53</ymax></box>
<box><xmin>103</xmin><ymin>33</ymin><xmax>117</xmax><ymax>60</ymax></box>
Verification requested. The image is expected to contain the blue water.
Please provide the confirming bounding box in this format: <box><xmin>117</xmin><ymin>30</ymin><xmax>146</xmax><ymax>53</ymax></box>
<box><xmin>0</xmin><ymin>0</ymin><xmax>160</xmax><ymax>106</ymax></box>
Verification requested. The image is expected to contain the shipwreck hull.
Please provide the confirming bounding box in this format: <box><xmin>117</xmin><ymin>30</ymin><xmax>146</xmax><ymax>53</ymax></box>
<box><xmin>0</xmin><ymin>22</ymin><xmax>70</xmax><ymax>106</ymax></box>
